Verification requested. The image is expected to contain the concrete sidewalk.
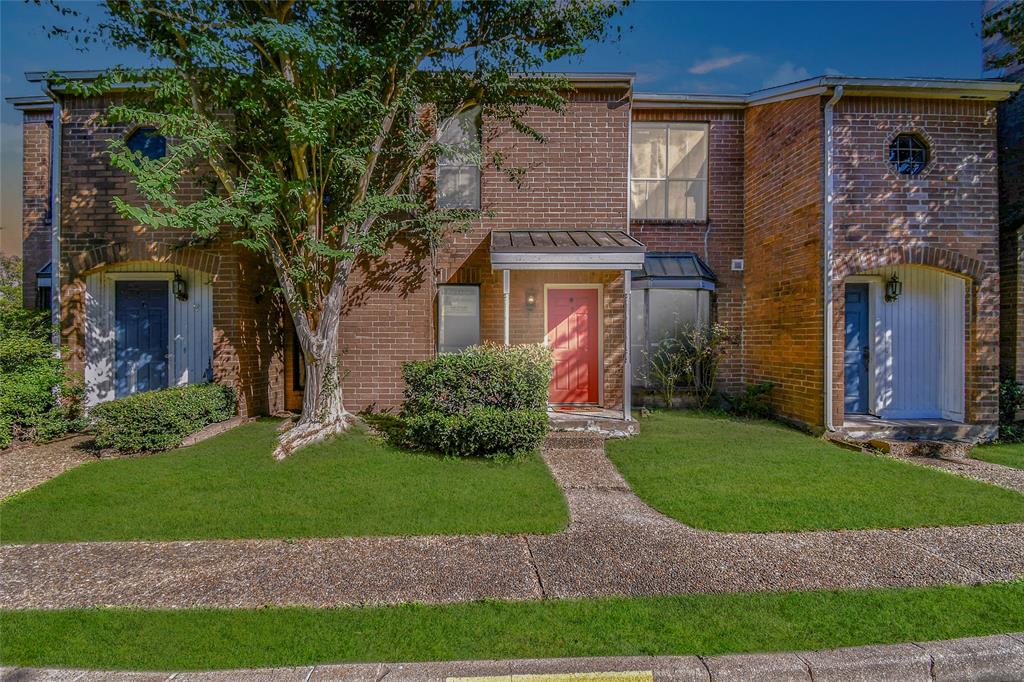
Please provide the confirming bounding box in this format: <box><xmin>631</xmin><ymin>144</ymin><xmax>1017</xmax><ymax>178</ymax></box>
<box><xmin>3</xmin><ymin>432</ymin><xmax>1024</xmax><ymax>609</ymax></box>
<box><xmin>3</xmin><ymin>633</ymin><xmax>1023</xmax><ymax>681</ymax></box>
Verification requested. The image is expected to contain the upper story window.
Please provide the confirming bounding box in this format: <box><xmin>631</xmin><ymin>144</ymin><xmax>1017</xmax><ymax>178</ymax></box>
<box><xmin>126</xmin><ymin>127</ymin><xmax>167</xmax><ymax>161</ymax></box>
<box><xmin>889</xmin><ymin>133</ymin><xmax>928</xmax><ymax>176</ymax></box>
<box><xmin>631</xmin><ymin>122</ymin><xmax>708</xmax><ymax>221</ymax></box>
<box><xmin>437</xmin><ymin>107</ymin><xmax>481</xmax><ymax>209</ymax></box>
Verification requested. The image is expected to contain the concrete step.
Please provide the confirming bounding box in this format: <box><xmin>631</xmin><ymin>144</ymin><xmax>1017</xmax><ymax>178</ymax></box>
<box><xmin>839</xmin><ymin>421</ymin><xmax>993</xmax><ymax>444</ymax></box>
<box><xmin>868</xmin><ymin>439</ymin><xmax>973</xmax><ymax>459</ymax></box>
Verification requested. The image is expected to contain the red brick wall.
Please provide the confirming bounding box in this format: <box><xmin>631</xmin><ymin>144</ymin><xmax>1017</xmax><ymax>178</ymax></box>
<box><xmin>54</xmin><ymin>95</ymin><xmax>284</xmax><ymax>417</ymax></box>
<box><xmin>630</xmin><ymin>108</ymin><xmax>745</xmax><ymax>393</ymax></box>
<box><xmin>831</xmin><ymin>97</ymin><xmax>1002</xmax><ymax>426</ymax></box>
<box><xmin>997</xmin><ymin>73</ymin><xmax>1024</xmax><ymax>385</ymax></box>
<box><xmin>1003</xmin><ymin>227</ymin><xmax>1023</xmax><ymax>385</ymax></box>
<box><xmin>20</xmin><ymin>110</ymin><xmax>52</xmax><ymax>309</ymax></box>
<box><xmin>337</xmin><ymin>87</ymin><xmax>632</xmax><ymax>412</ymax></box>
<box><xmin>742</xmin><ymin>95</ymin><xmax>825</xmax><ymax>429</ymax></box>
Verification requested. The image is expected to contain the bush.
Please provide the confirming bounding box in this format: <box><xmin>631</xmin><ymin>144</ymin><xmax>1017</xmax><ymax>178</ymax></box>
<box><xmin>91</xmin><ymin>383</ymin><xmax>237</xmax><ymax>453</ymax></box>
<box><xmin>725</xmin><ymin>381</ymin><xmax>775</xmax><ymax>418</ymax></box>
<box><xmin>404</xmin><ymin>407</ymin><xmax>549</xmax><ymax>459</ymax></box>
<box><xmin>642</xmin><ymin>322</ymin><xmax>735</xmax><ymax>410</ymax></box>
<box><xmin>399</xmin><ymin>344</ymin><xmax>552</xmax><ymax>458</ymax></box>
<box><xmin>0</xmin><ymin>285</ymin><xmax>85</xmax><ymax>448</ymax></box>
<box><xmin>1000</xmin><ymin>379</ymin><xmax>1024</xmax><ymax>442</ymax></box>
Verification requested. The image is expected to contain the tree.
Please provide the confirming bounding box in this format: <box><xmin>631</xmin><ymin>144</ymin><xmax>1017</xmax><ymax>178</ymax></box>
<box><xmin>59</xmin><ymin>0</ymin><xmax>622</xmax><ymax>457</ymax></box>
<box><xmin>983</xmin><ymin>1</ymin><xmax>1023</xmax><ymax>72</ymax></box>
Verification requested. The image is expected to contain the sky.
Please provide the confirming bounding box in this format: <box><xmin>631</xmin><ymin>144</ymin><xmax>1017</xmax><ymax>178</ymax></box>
<box><xmin>0</xmin><ymin>0</ymin><xmax>991</xmax><ymax>256</ymax></box>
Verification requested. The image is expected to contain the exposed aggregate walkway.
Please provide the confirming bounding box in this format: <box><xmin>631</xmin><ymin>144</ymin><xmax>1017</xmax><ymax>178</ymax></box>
<box><xmin>2</xmin><ymin>432</ymin><xmax>1024</xmax><ymax>609</ymax></box>
<box><xmin>0</xmin><ymin>437</ymin><xmax>94</xmax><ymax>502</ymax></box>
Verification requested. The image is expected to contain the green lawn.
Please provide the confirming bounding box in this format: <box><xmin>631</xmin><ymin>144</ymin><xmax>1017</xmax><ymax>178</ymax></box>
<box><xmin>974</xmin><ymin>441</ymin><xmax>1024</xmax><ymax>471</ymax></box>
<box><xmin>0</xmin><ymin>420</ymin><xmax>567</xmax><ymax>543</ymax></box>
<box><xmin>607</xmin><ymin>411</ymin><xmax>1024</xmax><ymax>532</ymax></box>
<box><xmin>2</xmin><ymin>583</ymin><xmax>1022</xmax><ymax>670</ymax></box>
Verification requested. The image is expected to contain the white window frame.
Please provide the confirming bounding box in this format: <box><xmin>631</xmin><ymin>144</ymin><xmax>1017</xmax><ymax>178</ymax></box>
<box><xmin>436</xmin><ymin>107</ymin><xmax>482</xmax><ymax>210</ymax></box>
<box><xmin>630</xmin><ymin>122</ymin><xmax>709</xmax><ymax>221</ymax></box>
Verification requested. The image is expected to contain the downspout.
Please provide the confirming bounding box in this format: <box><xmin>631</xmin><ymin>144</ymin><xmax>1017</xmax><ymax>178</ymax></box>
<box><xmin>42</xmin><ymin>81</ymin><xmax>62</xmax><ymax>347</ymax></box>
<box><xmin>822</xmin><ymin>85</ymin><xmax>844</xmax><ymax>432</ymax></box>
<box><xmin>623</xmin><ymin>81</ymin><xmax>634</xmax><ymax>420</ymax></box>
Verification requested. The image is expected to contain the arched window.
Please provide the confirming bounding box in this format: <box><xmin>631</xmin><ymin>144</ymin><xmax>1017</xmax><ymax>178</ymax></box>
<box><xmin>126</xmin><ymin>127</ymin><xmax>167</xmax><ymax>161</ymax></box>
<box><xmin>889</xmin><ymin>133</ymin><xmax>928</xmax><ymax>176</ymax></box>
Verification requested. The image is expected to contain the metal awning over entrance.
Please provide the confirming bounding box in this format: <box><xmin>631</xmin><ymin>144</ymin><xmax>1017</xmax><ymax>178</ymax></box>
<box><xmin>490</xmin><ymin>229</ymin><xmax>646</xmax><ymax>270</ymax></box>
<box><xmin>633</xmin><ymin>252</ymin><xmax>717</xmax><ymax>290</ymax></box>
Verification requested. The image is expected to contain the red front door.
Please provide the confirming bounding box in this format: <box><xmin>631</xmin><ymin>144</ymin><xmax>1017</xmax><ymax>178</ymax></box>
<box><xmin>546</xmin><ymin>288</ymin><xmax>600</xmax><ymax>404</ymax></box>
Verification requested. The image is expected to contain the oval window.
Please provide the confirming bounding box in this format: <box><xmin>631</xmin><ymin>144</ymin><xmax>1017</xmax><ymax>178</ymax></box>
<box><xmin>889</xmin><ymin>133</ymin><xmax>928</xmax><ymax>176</ymax></box>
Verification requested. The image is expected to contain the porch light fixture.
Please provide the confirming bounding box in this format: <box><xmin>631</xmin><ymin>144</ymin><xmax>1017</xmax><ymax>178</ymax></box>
<box><xmin>525</xmin><ymin>288</ymin><xmax>537</xmax><ymax>312</ymax></box>
<box><xmin>172</xmin><ymin>272</ymin><xmax>189</xmax><ymax>302</ymax></box>
<box><xmin>884</xmin><ymin>273</ymin><xmax>903</xmax><ymax>303</ymax></box>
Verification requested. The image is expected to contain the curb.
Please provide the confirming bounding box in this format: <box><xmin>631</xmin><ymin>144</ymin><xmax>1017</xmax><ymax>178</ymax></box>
<box><xmin>3</xmin><ymin>633</ymin><xmax>1023</xmax><ymax>681</ymax></box>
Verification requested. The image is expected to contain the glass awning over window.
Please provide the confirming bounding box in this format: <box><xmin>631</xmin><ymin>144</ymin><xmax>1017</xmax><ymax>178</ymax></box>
<box><xmin>632</xmin><ymin>252</ymin><xmax>716</xmax><ymax>290</ymax></box>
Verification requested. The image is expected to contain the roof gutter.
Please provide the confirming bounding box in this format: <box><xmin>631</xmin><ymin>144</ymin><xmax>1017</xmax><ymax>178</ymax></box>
<box><xmin>823</xmin><ymin>85</ymin><xmax>844</xmax><ymax>432</ymax></box>
<box><xmin>42</xmin><ymin>80</ymin><xmax>62</xmax><ymax>345</ymax></box>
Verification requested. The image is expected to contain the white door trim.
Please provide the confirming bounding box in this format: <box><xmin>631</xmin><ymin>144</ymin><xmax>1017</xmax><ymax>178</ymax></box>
<box><xmin>543</xmin><ymin>283</ymin><xmax>605</xmax><ymax>407</ymax></box>
<box><xmin>845</xmin><ymin>275</ymin><xmax>883</xmax><ymax>417</ymax></box>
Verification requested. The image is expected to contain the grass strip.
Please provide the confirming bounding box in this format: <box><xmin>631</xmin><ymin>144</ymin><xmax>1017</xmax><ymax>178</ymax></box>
<box><xmin>3</xmin><ymin>582</ymin><xmax>1023</xmax><ymax>670</ymax></box>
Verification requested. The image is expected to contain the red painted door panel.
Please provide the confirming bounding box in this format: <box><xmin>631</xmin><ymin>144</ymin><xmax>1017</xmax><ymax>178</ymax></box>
<box><xmin>547</xmin><ymin>288</ymin><xmax>599</xmax><ymax>404</ymax></box>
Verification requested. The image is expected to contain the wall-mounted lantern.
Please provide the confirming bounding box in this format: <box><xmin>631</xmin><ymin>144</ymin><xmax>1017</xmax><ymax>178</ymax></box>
<box><xmin>884</xmin><ymin>273</ymin><xmax>903</xmax><ymax>303</ymax></box>
<box><xmin>172</xmin><ymin>272</ymin><xmax>189</xmax><ymax>302</ymax></box>
<box><xmin>525</xmin><ymin>288</ymin><xmax>537</xmax><ymax>312</ymax></box>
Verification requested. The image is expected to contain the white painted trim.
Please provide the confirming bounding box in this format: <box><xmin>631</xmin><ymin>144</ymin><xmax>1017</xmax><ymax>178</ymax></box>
<box><xmin>491</xmin><ymin>253</ymin><xmax>645</xmax><ymax>269</ymax></box>
<box><xmin>623</xmin><ymin>270</ymin><xmax>632</xmax><ymax>420</ymax></box>
<box><xmin>543</xmin><ymin>283</ymin><xmax>605</xmax><ymax>407</ymax></box>
<box><xmin>502</xmin><ymin>269</ymin><xmax>510</xmax><ymax>347</ymax></box>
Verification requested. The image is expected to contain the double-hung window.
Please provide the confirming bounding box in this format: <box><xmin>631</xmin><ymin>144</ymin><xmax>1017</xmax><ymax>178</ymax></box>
<box><xmin>631</xmin><ymin>122</ymin><xmax>708</xmax><ymax>221</ymax></box>
<box><xmin>437</xmin><ymin>106</ymin><xmax>481</xmax><ymax>209</ymax></box>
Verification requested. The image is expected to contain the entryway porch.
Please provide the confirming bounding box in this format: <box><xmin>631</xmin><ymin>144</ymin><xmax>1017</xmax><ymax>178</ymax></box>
<box><xmin>486</xmin><ymin>229</ymin><xmax>646</xmax><ymax>421</ymax></box>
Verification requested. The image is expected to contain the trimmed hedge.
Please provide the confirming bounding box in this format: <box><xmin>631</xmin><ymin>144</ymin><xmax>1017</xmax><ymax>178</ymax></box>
<box><xmin>400</xmin><ymin>344</ymin><xmax>551</xmax><ymax>458</ymax></box>
<box><xmin>91</xmin><ymin>383</ymin><xmax>237</xmax><ymax>453</ymax></box>
<box><xmin>404</xmin><ymin>407</ymin><xmax>549</xmax><ymax>459</ymax></box>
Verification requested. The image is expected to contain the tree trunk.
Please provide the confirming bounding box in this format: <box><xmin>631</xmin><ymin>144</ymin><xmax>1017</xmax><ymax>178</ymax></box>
<box><xmin>274</xmin><ymin>308</ymin><xmax>352</xmax><ymax>459</ymax></box>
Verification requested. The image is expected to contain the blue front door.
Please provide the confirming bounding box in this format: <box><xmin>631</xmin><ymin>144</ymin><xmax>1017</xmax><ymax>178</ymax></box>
<box><xmin>115</xmin><ymin>280</ymin><xmax>169</xmax><ymax>398</ymax></box>
<box><xmin>844</xmin><ymin>283</ymin><xmax>870</xmax><ymax>414</ymax></box>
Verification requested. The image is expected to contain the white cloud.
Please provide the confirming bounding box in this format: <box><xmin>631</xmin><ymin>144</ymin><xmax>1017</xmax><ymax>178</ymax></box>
<box><xmin>762</xmin><ymin>62</ymin><xmax>811</xmax><ymax>88</ymax></box>
<box><xmin>688</xmin><ymin>53</ymin><xmax>751</xmax><ymax>75</ymax></box>
<box><xmin>824</xmin><ymin>67</ymin><xmax>845</xmax><ymax>76</ymax></box>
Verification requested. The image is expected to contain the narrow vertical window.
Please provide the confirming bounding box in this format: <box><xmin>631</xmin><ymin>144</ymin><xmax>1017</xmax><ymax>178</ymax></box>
<box><xmin>437</xmin><ymin>284</ymin><xmax>480</xmax><ymax>353</ymax></box>
<box><xmin>437</xmin><ymin>107</ymin><xmax>481</xmax><ymax>209</ymax></box>
<box><xmin>631</xmin><ymin>122</ymin><xmax>708</xmax><ymax>221</ymax></box>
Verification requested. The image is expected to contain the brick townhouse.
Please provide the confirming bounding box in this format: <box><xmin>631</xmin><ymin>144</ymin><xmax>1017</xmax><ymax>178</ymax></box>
<box><xmin>983</xmin><ymin>0</ymin><xmax>1024</xmax><ymax>394</ymax></box>
<box><xmin>9</xmin><ymin>70</ymin><xmax>1020</xmax><ymax>441</ymax></box>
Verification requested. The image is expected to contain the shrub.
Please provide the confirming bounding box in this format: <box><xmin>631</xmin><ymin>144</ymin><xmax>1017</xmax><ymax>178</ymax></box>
<box><xmin>999</xmin><ymin>379</ymin><xmax>1024</xmax><ymax>442</ymax></box>
<box><xmin>404</xmin><ymin>407</ymin><xmax>549</xmax><ymax>459</ymax></box>
<box><xmin>0</xmin><ymin>284</ymin><xmax>85</xmax><ymax>448</ymax></box>
<box><xmin>90</xmin><ymin>383</ymin><xmax>237</xmax><ymax>453</ymax></box>
<box><xmin>642</xmin><ymin>322</ymin><xmax>735</xmax><ymax>410</ymax></box>
<box><xmin>724</xmin><ymin>381</ymin><xmax>775</xmax><ymax>418</ymax></box>
<box><xmin>403</xmin><ymin>343</ymin><xmax>551</xmax><ymax>416</ymax></box>
<box><xmin>399</xmin><ymin>343</ymin><xmax>552</xmax><ymax>458</ymax></box>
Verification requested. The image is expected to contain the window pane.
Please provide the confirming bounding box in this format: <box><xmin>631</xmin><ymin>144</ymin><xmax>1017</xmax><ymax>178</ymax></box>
<box><xmin>438</xmin><ymin>107</ymin><xmax>480</xmax><ymax>163</ymax></box>
<box><xmin>667</xmin><ymin>179</ymin><xmax>707</xmax><ymax>221</ymax></box>
<box><xmin>631</xmin><ymin>125</ymin><xmax>667</xmax><ymax>179</ymax></box>
<box><xmin>667</xmin><ymin>125</ymin><xmax>708</xmax><ymax>180</ymax></box>
<box><xmin>439</xmin><ymin>166</ymin><xmax>480</xmax><ymax>209</ymax></box>
<box><xmin>631</xmin><ymin>179</ymin><xmax>667</xmax><ymax>219</ymax></box>
<box><xmin>630</xmin><ymin>291</ymin><xmax>647</xmax><ymax>385</ymax></box>
<box><xmin>648</xmin><ymin>290</ymin><xmax>700</xmax><ymax>345</ymax></box>
<box><xmin>438</xmin><ymin>285</ymin><xmax>480</xmax><ymax>353</ymax></box>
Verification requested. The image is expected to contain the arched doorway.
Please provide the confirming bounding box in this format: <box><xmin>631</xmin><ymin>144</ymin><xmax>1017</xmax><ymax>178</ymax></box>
<box><xmin>843</xmin><ymin>265</ymin><xmax>966</xmax><ymax>422</ymax></box>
